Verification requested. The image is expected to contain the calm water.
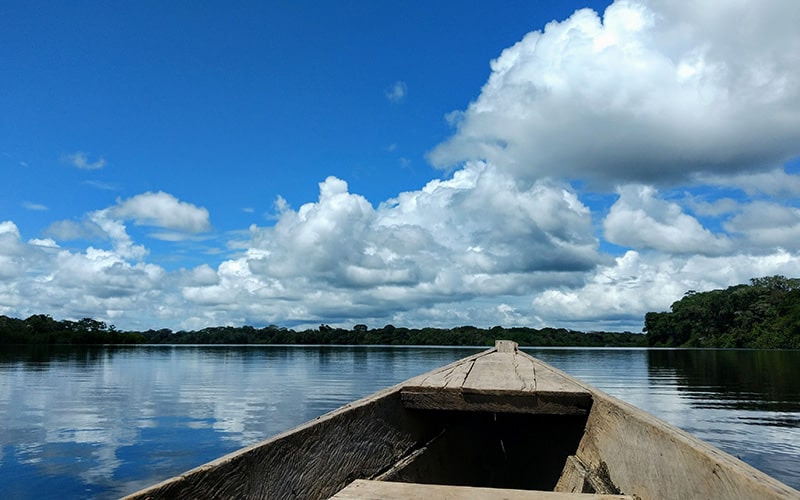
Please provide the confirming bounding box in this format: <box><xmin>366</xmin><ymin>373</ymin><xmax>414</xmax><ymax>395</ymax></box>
<box><xmin>0</xmin><ymin>345</ymin><xmax>798</xmax><ymax>498</ymax></box>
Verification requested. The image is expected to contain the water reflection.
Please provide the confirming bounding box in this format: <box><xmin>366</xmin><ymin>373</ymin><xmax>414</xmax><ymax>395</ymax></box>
<box><xmin>0</xmin><ymin>345</ymin><xmax>798</xmax><ymax>498</ymax></box>
<box><xmin>642</xmin><ymin>349</ymin><xmax>800</xmax><ymax>490</ymax></box>
<box><xmin>647</xmin><ymin>349</ymin><xmax>800</xmax><ymax>412</ymax></box>
<box><xmin>0</xmin><ymin>345</ymin><xmax>484</xmax><ymax>498</ymax></box>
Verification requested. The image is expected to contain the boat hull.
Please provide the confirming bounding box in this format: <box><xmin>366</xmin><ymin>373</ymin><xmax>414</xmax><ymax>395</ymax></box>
<box><xmin>123</xmin><ymin>342</ymin><xmax>799</xmax><ymax>499</ymax></box>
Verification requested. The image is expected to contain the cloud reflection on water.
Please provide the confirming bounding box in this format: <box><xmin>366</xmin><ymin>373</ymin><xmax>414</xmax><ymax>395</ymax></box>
<box><xmin>1</xmin><ymin>345</ymin><xmax>798</xmax><ymax>497</ymax></box>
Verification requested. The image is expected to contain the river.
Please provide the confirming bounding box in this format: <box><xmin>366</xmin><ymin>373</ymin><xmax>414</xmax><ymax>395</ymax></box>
<box><xmin>0</xmin><ymin>345</ymin><xmax>798</xmax><ymax>498</ymax></box>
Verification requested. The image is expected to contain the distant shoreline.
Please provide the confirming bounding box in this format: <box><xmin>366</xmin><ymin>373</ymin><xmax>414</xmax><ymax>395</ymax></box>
<box><xmin>0</xmin><ymin>316</ymin><xmax>645</xmax><ymax>348</ymax></box>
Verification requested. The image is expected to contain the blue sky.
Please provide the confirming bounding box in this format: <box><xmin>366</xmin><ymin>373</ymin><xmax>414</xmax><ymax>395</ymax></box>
<box><xmin>2</xmin><ymin>0</ymin><xmax>800</xmax><ymax>332</ymax></box>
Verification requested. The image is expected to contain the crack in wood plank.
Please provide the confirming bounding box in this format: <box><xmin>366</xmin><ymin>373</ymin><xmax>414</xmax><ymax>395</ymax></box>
<box><xmin>460</xmin><ymin>359</ymin><xmax>476</xmax><ymax>389</ymax></box>
<box><xmin>418</xmin><ymin>359</ymin><xmax>475</xmax><ymax>389</ymax></box>
<box><xmin>511</xmin><ymin>352</ymin><xmax>534</xmax><ymax>391</ymax></box>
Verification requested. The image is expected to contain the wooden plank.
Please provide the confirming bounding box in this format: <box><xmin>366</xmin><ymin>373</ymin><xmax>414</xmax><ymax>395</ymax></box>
<box><xmin>459</xmin><ymin>349</ymin><xmax>588</xmax><ymax>395</ymax></box>
<box><xmin>401</xmin><ymin>348</ymin><xmax>592</xmax><ymax>414</ymax></box>
<box><xmin>403</xmin><ymin>341</ymin><xmax>588</xmax><ymax>395</ymax></box>
<box><xmin>462</xmin><ymin>351</ymin><xmax>536</xmax><ymax>392</ymax></box>
<box><xmin>534</xmin><ymin>362</ymin><xmax>590</xmax><ymax>394</ymax></box>
<box><xmin>400</xmin><ymin>388</ymin><xmax>590</xmax><ymax>415</ymax></box>
<box><xmin>410</xmin><ymin>358</ymin><xmax>474</xmax><ymax>390</ymax></box>
<box><xmin>402</xmin><ymin>347</ymin><xmax>495</xmax><ymax>389</ymax></box>
<box><xmin>330</xmin><ymin>479</ymin><xmax>634</xmax><ymax>499</ymax></box>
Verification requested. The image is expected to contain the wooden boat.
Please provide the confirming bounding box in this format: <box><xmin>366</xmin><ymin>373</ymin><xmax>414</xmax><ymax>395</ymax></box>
<box><xmin>124</xmin><ymin>341</ymin><xmax>799</xmax><ymax>499</ymax></box>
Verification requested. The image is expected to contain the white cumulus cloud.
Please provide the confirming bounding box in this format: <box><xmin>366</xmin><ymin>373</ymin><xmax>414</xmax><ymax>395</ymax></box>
<box><xmin>428</xmin><ymin>0</ymin><xmax>800</xmax><ymax>186</ymax></box>
<box><xmin>171</xmin><ymin>163</ymin><xmax>604</xmax><ymax>329</ymax></box>
<box><xmin>109</xmin><ymin>191</ymin><xmax>211</xmax><ymax>233</ymax></box>
<box><xmin>603</xmin><ymin>185</ymin><xmax>732</xmax><ymax>254</ymax></box>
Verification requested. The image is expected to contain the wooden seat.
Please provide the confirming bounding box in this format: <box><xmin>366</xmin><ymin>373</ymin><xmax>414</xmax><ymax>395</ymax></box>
<box><xmin>330</xmin><ymin>479</ymin><xmax>634</xmax><ymax>499</ymax></box>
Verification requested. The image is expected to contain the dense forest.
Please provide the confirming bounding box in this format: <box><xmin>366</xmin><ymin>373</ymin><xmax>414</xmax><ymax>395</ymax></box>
<box><xmin>0</xmin><ymin>314</ymin><xmax>644</xmax><ymax>347</ymax></box>
<box><xmin>3</xmin><ymin>275</ymin><xmax>798</xmax><ymax>348</ymax></box>
<box><xmin>645</xmin><ymin>275</ymin><xmax>800</xmax><ymax>348</ymax></box>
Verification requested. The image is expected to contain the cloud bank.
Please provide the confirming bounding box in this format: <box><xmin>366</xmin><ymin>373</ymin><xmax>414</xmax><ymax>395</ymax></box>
<box><xmin>2</xmin><ymin>0</ymin><xmax>800</xmax><ymax>332</ymax></box>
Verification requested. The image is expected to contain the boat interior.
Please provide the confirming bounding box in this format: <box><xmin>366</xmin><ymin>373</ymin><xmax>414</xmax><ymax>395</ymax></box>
<box><xmin>329</xmin><ymin>341</ymin><xmax>626</xmax><ymax>498</ymax></box>
<box><xmin>374</xmin><ymin>409</ymin><xmax>591</xmax><ymax>491</ymax></box>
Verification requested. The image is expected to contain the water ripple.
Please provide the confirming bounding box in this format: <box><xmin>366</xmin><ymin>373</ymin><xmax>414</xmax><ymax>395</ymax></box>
<box><xmin>1</xmin><ymin>345</ymin><xmax>798</xmax><ymax>498</ymax></box>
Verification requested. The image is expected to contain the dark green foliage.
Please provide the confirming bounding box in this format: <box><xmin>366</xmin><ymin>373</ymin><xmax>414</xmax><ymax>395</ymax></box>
<box><xmin>0</xmin><ymin>315</ymin><xmax>146</xmax><ymax>345</ymax></box>
<box><xmin>0</xmin><ymin>314</ymin><xmax>646</xmax><ymax>347</ymax></box>
<box><xmin>644</xmin><ymin>275</ymin><xmax>800</xmax><ymax>349</ymax></box>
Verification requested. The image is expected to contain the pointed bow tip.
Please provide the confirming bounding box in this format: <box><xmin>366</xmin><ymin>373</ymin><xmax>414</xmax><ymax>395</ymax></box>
<box><xmin>495</xmin><ymin>340</ymin><xmax>518</xmax><ymax>353</ymax></box>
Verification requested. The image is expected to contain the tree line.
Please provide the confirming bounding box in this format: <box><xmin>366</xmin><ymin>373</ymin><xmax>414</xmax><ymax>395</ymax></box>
<box><xmin>0</xmin><ymin>314</ymin><xmax>644</xmax><ymax>347</ymax></box>
<box><xmin>3</xmin><ymin>275</ymin><xmax>798</xmax><ymax>348</ymax></box>
<box><xmin>644</xmin><ymin>275</ymin><xmax>800</xmax><ymax>348</ymax></box>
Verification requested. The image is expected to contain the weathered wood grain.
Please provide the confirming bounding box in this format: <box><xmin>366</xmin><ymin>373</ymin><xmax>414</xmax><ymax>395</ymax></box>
<box><xmin>330</xmin><ymin>479</ymin><xmax>634</xmax><ymax>499</ymax></box>
<box><xmin>122</xmin><ymin>389</ymin><xmax>431</xmax><ymax>500</ymax></box>
<box><xmin>400</xmin><ymin>389</ymin><xmax>591</xmax><ymax>415</ymax></box>
<box><xmin>401</xmin><ymin>341</ymin><xmax>591</xmax><ymax>414</ymax></box>
<box><xmin>463</xmin><ymin>351</ymin><xmax>535</xmax><ymax>392</ymax></box>
<box><xmin>555</xmin><ymin>455</ymin><xmax>620</xmax><ymax>494</ymax></box>
<box><xmin>410</xmin><ymin>357</ymin><xmax>474</xmax><ymax>390</ymax></box>
<box><xmin>495</xmin><ymin>339</ymin><xmax>518</xmax><ymax>353</ymax></box>
<box><xmin>572</xmin><ymin>394</ymin><xmax>800</xmax><ymax>500</ymax></box>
